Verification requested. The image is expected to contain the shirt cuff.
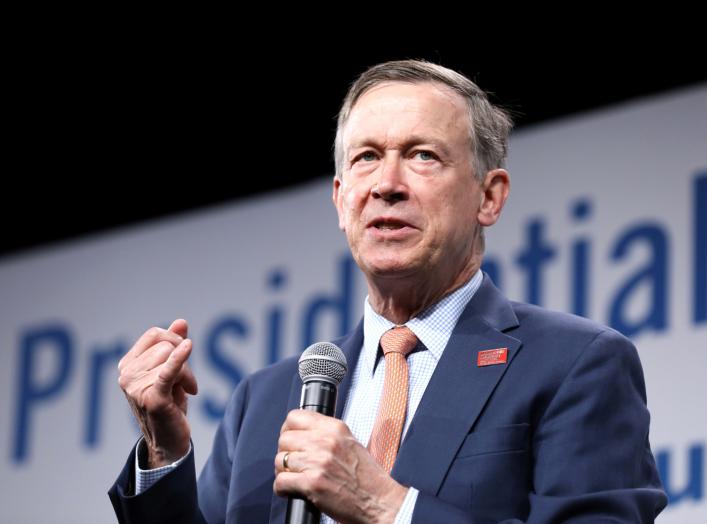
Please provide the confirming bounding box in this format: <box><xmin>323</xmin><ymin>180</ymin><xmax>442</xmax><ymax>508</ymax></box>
<box><xmin>394</xmin><ymin>487</ymin><xmax>419</xmax><ymax>524</ymax></box>
<box><xmin>134</xmin><ymin>437</ymin><xmax>192</xmax><ymax>495</ymax></box>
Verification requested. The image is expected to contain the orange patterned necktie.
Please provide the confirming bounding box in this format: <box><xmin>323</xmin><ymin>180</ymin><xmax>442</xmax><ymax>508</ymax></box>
<box><xmin>367</xmin><ymin>326</ymin><xmax>419</xmax><ymax>473</ymax></box>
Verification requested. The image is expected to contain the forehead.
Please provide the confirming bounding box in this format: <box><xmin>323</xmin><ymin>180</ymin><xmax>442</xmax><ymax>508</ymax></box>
<box><xmin>343</xmin><ymin>81</ymin><xmax>470</xmax><ymax>148</ymax></box>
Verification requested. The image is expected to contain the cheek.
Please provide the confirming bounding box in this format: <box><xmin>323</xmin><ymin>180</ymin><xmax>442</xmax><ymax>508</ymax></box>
<box><xmin>432</xmin><ymin>197</ymin><xmax>476</xmax><ymax>241</ymax></box>
<box><xmin>347</xmin><ymin>183</ymin><xmax>370</xmax><ymax>206</ymax></box>
<box><xmin>341</xmin><ymin>185</ymin><xmax>369</xmax><ymax>224</ymax></box>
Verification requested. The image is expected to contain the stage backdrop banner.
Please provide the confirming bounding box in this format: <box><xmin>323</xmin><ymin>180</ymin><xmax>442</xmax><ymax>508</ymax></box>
<box><xmin>1</xmin><ymin>84</ymin><xmax>705</xmax><ymax>523</ymax></box>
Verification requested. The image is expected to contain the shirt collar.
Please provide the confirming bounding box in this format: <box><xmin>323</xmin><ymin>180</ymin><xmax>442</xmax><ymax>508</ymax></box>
<box><xmin>361</xmin><ymin>269</ymin><xmax>483</xmax><ymax>377</ymax></box>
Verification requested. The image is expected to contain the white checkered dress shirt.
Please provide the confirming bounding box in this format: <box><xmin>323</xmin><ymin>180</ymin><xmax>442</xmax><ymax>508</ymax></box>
<box><xmin>138</xmin><ymin>270</ymin><xmax>483</xmax><ymax>523</ymax></box>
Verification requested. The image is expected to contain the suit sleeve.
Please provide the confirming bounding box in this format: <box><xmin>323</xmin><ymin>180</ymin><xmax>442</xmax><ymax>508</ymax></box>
<box><xmin>197</xmin><ymin>377</ymin><xmax>251</xmax><ymax>523</ymax></box>
<box><xmin>412</xmin><ymin>329</ymin><xmax>667</xmax><ymax>523</ymax></box>
<box><xmin>108</xmin><ymin>378</ymin><xmax>251</xmax><ymax>524</ymax></box>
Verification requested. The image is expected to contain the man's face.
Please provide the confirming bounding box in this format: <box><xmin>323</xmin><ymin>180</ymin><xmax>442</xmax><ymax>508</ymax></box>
<box><xmin>334</xmin><ymin>81</ymin><xmax>486</xmax><ymax>283</ymax></box>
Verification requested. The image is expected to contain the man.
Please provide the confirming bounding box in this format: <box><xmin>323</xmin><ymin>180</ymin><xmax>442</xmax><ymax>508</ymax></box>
<box><xmin>109</xmin><ymin>60</ymin><xmax>667</xmax><ymax>523</ymax></box>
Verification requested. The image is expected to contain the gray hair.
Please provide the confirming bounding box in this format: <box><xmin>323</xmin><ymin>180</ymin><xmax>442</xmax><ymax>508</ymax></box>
<box><xmin>334</xmin><ymin>60</ymin><xmax>513</xmax><ymax>181</ymax></box>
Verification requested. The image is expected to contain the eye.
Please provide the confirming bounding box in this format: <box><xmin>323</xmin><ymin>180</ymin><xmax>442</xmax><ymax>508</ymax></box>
<box><xmin>359</xmin><ymin>151</ymin><xmax>377</xmax><ymax>162</ymax></box>
<box><xmin>351</xmin><ymin>150</ymin><xmax>378</xmax><ymax>164</ymax></box>
<box><xmin>414</xmin><ymin>150</ymin><xmax>436</xmax><ymax>161</ymax></box>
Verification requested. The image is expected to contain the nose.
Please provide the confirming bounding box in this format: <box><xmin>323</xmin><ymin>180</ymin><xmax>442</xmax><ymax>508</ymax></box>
<box><xmin>371</xmin><ymin>155</ymin><xmax>408</xmax><ymax>202</ymax></box>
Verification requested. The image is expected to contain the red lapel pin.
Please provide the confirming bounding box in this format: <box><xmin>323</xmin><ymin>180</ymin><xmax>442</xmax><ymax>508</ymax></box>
<box><xmin>477</xmin><ymin>348</ymin><xmax>508</xmax><ymax>367</ymax></box>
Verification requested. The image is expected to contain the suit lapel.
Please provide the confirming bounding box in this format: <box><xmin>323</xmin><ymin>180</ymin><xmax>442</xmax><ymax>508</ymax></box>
<box><xmin>269</xmin><ymin>278</ymin><xmax>519</xmax><ymax>518</ymax></box>
<box><xmin>391</xmin><ymin>277</ymin><xmax>522</xmax><ymax>496</ymax></box>
<box><xmin>334</xmin><ymin>319</ymin><xmax>364</xmax><ymax>418</ymax></box>
<box><xmin>268</xmin><ymin>322</ymin><xmax>364</xmax><ymax>523</ymax></box>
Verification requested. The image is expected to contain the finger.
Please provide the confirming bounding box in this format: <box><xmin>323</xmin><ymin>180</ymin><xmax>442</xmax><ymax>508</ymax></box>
<box><xmin>281</xmin><ymin>409</ymin><xmax>335</xmax><ymax>432</ymax></box>
<box><xmin>135</xmin><ymin>340</ymin><xmax>180</xmax><ymax>371</ymax></box>
<box><xmin>168</xmin><ymin>318</ymin><xmax>189</xmax><ymax>339</ymax></box>
<box><xmin>174</xmin><ymin>362</ymin><xmax>198</xmax><ymax>395</ymax></box>
<box><xmin>273</xmin><ymin>471</ymin><xmax>305</xmax><ymax>498</ymax></box>
<box><xmin>274</xmin><ymin>450</ymin><xmax>298</xmax><ymax>473</ymax></box>
<box><xmin>120</xmin><ymin>326</ymin><xmax>184</xmax><ymax>367</ymax></box>
<box><xmin>278</xmin><ymin>429</ymin><xmax>312</xmax><ymax>453</ymax></box>
<box><xmin>154</xmin><ymin>339</ymin><xmax>192</xmax><ymax>395</ymax></box>
<box><xmin>280</xmin><ymin>409</ymin><xmax>314</xmax><ymax>432</ymax></box>
<box><xmin>173</xmin><ymin>384</ymin><xmax>186</xmax><ymax>411</ymax></box>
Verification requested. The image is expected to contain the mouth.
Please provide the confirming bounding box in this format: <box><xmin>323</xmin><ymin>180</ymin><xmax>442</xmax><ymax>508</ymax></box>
<box><xmin>367</xmin><ymin>217</ymin><xmax>415</xmax><ymax>230</ymax></box>
<box><xmin>365</xmin><ymin>217</ymin><xmax>417</xmax><ymax>240</ymax></box>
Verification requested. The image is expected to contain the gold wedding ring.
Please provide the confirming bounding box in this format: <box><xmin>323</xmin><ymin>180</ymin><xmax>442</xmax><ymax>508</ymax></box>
<box><xmin>282</xmin><ymin>451</ymin><xmax>291</xmax><ymax>471</ymax></box>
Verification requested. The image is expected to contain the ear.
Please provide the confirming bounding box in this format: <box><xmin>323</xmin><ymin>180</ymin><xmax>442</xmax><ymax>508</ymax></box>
<box><xmin>332</xmin><ymin>176</ymin><xmax>346</xmax><ymax>231</ymax></box>
<box><xmin>477</xmin><ymin>168</ymin><xmax>510</xmax><ymax>227</ymax></box>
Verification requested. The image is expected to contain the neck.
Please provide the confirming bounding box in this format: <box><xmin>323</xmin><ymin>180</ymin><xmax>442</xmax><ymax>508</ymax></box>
<box><xmin>367</xmin><ymin>257</ymin><xmax>481</xmax><ymax>324</ymax></box>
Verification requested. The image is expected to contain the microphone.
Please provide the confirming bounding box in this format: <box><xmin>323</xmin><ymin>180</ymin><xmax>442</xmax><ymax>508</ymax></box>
<box><xmin>286</xmin><ymin>342</ymin><xmax>348</xmax><ymax>524</ymax></box>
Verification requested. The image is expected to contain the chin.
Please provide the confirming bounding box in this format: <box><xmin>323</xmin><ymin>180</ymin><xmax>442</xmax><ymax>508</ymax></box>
<box><xmin>364</xmin><ymin>258</ymin><xmax>424</xmax><ymax>280</ymax></box>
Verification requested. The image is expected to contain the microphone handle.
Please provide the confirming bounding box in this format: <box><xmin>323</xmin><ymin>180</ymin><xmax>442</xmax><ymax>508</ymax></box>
<box><xmin>300</xmin><ymin>380</ymin><xmax>337</xmax><ymax>416</ymax></box>
<box><xmin>285</xmin><ymin>380</ymin><xmax>338</xmax><ymax>524</ymax></box>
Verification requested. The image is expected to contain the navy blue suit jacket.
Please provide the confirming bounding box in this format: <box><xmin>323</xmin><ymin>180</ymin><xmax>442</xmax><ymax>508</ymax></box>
<box><xmin>109</xmin><ymin>276</ymin><xmax>667</xmax><ymax>522</ymax></box>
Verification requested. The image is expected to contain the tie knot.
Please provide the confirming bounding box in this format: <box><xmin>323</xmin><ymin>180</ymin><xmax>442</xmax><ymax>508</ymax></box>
<box><xmin>380</xmin><ymin>326</ymin><xmax>418</xmax><ymax>357</ymax></box>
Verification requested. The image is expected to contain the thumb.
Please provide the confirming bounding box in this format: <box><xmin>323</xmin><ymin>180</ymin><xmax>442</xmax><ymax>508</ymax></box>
<box><xmin>168</xmin><ymin>318</ymin><xmax>189</xmax><ymax>339</ymax></box>
<box><xmin>155</xmin><ymin>339</ymin><xmax>192</xmax><ymax>395</ymax></box>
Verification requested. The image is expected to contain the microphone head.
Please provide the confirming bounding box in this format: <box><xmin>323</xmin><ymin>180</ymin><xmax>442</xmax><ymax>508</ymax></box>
<box><xmin>298</xmin><ymin>342</ymin><xmax>347</xmax><ymax>385</ymax></box>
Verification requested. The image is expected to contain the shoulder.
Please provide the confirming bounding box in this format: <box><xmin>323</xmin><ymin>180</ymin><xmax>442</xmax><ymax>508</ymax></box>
<box><xmin>505</xmin><ymin>301</ymin><xmax>642</xmax><ymax>382</ymax></box>
<box><xmin>510</xmin><ymin>300</ymin><xmax>631</xmax><ymax>348</ymax></box>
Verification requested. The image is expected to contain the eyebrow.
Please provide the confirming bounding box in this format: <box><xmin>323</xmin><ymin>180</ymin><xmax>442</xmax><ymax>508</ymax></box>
<box><xmin>347</xmin><ymin>135</ymin><xmax>454</xmax><ymax>157</ymax></box>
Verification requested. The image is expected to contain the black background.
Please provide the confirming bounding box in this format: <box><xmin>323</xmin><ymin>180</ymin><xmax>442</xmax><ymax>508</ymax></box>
<box><xmin>5</xmin><ymin>38</ymin><xmax>705</xmax><ymax>258</ymax></box>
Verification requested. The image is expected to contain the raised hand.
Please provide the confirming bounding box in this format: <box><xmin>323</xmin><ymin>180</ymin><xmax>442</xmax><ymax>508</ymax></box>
<box><xmin>118</xmin><ymin>318</ymin><xmax>197</xmax><ymax>468</ymax></box>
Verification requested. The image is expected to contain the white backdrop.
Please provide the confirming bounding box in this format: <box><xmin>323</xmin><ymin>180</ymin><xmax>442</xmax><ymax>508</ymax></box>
<box><xmin>1</xmin><ymin>84</ymin><xmax>705</xmax><ymax>523</ymax></box>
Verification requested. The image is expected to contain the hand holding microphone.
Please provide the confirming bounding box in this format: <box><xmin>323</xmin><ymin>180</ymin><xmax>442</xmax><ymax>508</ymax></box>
<box><xmin>285</xmin><ymin>342</ymin><xmax>347</xmax><ymax>524</ymax></box>
<box><xmin>275</xmin><ymin>342</ymin><xmax>407</xmax><ymax>524</ymax></box>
